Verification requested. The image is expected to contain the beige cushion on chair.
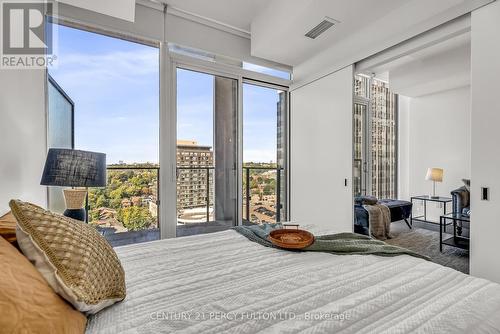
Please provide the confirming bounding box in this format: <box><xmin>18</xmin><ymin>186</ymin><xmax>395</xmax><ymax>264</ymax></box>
<box><xmin>9</xmin><ymin>199</ymin><xmax>126</xmax><ymax>315</ymax></box>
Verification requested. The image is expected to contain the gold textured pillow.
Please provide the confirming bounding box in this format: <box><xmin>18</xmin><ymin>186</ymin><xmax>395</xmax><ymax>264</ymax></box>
<box><xmin>10</xmin><ymin>199</ymin><xmax>126</xmax><ymax>315</ymax></box>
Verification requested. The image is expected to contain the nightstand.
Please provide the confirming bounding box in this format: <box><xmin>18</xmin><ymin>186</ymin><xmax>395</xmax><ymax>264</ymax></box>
<box><xmin>440</xmin><ymin>213</ymin><xmax>470</xmax><ymax>252</ymax></box>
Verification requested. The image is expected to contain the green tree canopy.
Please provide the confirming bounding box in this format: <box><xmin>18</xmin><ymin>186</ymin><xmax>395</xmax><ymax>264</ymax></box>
<box><xmin>118</xmin><ymin>206</ymin><xmax>153</xmax><ymax>231</ymax></box>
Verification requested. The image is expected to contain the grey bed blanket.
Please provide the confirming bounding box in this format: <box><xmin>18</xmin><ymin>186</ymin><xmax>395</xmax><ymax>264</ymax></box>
<box><xmin>363</xmin><ymin>203</ymin><xmax>391</xmax><ymax>240</ymax></box>
<box><xmin>233</xmin><ymin>223</ymin><xmax>429</xmax><ymax>260</ymax></box>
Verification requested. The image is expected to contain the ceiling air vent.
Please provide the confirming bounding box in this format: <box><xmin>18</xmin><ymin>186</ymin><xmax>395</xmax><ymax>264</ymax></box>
<box><xmin>305</xmin><ymin>17</ymin><xmax>339</xmax><ymax>39</ymax></box>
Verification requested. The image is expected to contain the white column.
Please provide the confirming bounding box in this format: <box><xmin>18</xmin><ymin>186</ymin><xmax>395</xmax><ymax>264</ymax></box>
<box><xmin>470</xmin><ymin>0</ymin><xmax>500</xmax><ymax>283</ymax></box>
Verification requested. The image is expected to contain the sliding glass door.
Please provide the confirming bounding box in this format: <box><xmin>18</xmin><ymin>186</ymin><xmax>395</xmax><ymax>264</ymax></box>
<box><xmin>176</xmin><ymin>68</ymin><xmax>238</xmax><ymax>236</ymax></box>
<box><xmin>242</xmin><ymin>82</ymin><xmax>288</xmax><ymax>224</ymax></box>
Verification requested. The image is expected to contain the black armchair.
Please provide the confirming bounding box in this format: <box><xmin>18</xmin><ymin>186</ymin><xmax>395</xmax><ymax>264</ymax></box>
<box><xmin>451</xmin><ymin>185</ymin><xmax>470</xmax><ymax>236</ymax></box>
<box><xmin>451</xmin><ymin>186</ymin><xmax>470</xmax><ymax>217</ymax></box>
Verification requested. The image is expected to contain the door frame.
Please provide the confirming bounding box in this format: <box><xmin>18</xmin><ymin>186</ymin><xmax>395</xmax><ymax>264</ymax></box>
<box><xmin>242</xmin><ymin>78</ymin><xmax>290</xmax><ymax>222</ymax></box>
<box><xmin>354</xmin><ymin>96</ymin><xmax>371</xmax><ymax>196</ymax></box>
<box><xmin>162</xmin><ymin>52</ymin><xmax>291</xmax><ymax>238</ymax></box>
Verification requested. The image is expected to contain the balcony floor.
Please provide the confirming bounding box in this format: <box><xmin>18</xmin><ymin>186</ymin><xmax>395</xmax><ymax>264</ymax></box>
<box><xmin>102</xmin><ymin>220</ymin><xmax>255</xmax><ymax>247</ymax></box>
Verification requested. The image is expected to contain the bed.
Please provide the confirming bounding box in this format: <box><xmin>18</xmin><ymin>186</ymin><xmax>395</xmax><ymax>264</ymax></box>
<box><xmin>86</xmin><ymin>226</ymin><xmax>500</xmax><ymax>334</ymax></box>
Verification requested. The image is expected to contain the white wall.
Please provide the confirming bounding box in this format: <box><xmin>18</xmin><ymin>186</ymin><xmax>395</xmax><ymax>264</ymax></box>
<box><xmin>470</xmin><ymin>0</ymin><xmax>500</xmax><ymax>284</ymax></box>
<box><xmin>399</xmin><ymin>87</ymin><xmax>471</xmax><ymax>221</ymax></box>
<box><xmin>57</xmin><ymin>0</ymin><xmax>136</xmax><ymax>22</ymax></box>
<box><xmin>0</xmin><ymin>69</ymin><xmax>47</xmax><ymax>214</ymax></box>
<box><xmin>290</xmin><ymin>66</ymin><xmax>353</xmax><ymax>232</ymax></box>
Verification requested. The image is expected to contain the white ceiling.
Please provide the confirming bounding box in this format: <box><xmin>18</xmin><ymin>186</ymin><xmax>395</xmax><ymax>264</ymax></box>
<box><xmin>158</xmin><ymin>0</ymin><xmax>489</xmax><ymax>76</ymax></box>
<box><xmin>251</xmin><ymin>0</ymin><xmax>410</xmax><ymax>66</ymax></box>
<box><xmin>366</xmin><ymin>33</ymin><xmax>471</xmax><ymax>77</ymax></box>
<box><xmin>367</xmin><ymin>33</ymin><xmax>471</xmax><ymax>97</ymax></box>
<box><xmin>161</xmin><ymin>0</ymin><xmax>409</xmax><ymax>65</ymax></box>
<box><xmin>162</xmin><ymin>0</ymin><xmax>271</xmax><ymax>32</ymax></box>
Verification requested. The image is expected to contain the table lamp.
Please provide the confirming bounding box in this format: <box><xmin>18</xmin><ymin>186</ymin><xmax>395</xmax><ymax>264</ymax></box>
<box><xmin>425</xmin><ymin>167</ymin><xmax>443</xmax><ymax>199</ymax></box>
<box><xmin>41</xmin><ymin>148</ymin><xmax>106</xmax><ymax>221</ymax></box>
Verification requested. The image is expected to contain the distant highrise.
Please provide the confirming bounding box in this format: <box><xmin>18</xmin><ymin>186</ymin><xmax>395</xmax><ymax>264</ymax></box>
<box><xmin>354</xmin><ymin>75</ymin><xmax>397</xmax><ymax>199</ymax></box>
<box><xmin>176</xmin><ymin>140</ymin><xmax>214</xmax><ymax>210</ymax></box>
<box><xmin>370</xmin><ymin>79</ymin><xmax>397</xmax><ymax>199</ymax></box>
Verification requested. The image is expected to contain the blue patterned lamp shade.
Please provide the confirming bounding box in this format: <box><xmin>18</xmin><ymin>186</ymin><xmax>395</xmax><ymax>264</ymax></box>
<box><xmin>40</xmin><ymin>149</ymin><xmax>106</xmax><ymax>187</ymax></box>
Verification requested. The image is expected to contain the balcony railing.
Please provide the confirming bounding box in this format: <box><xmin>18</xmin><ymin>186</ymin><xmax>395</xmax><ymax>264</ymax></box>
<box><xmin>176</xmin><ymin>166</ymin><xmax>214</xmax><ymax>223</ymax></box>
<box><xmin>243</xmin><ymin>166</ymin><xmax>283</xmax><ymax>224</ymax></box>
<box><xmin>88</xmin><ymin>165</ymin><xmax>285</xmax><ymax>232</ymax></box>
<box><xmin>176</xmin><ymin>166</ymin><xmax>284</xmax><ymax>224</ymax></box>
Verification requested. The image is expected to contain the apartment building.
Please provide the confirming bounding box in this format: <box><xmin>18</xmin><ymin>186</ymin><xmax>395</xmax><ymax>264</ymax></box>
<box><xmin>176</xmin><ymin>140</ymin><xmax>214</xmax><ymax>210</ymax></box>
<box><xmin>353</xmin><ymin>75</ymin><xmax>397</xmax><ymax>199</ymax></box>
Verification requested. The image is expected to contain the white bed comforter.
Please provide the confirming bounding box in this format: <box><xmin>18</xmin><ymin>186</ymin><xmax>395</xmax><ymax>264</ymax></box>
<box><xmin>86</xmin><ymin>229</ymin><xmax>500</xmax><ymax>334</ymax></box>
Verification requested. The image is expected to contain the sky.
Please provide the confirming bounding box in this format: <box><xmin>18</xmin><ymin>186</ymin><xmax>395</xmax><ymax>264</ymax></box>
<box><xmin>49</xmin><ymin>24</ymin><xmax>282</xmax><ymax>164</ymax></box>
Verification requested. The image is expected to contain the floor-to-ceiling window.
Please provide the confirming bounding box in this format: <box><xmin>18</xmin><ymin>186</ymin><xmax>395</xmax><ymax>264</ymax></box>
<box><xmin>242</xmin><ymin>82</ymin><xmax>287</xmax><ymax>224</ymax></box>
<box><xmin>354</xmin><ymin>74</ymin><xmax>398</xmax><ymax>199</ymax></box>
<box><xmin>173</xmin><ymin>60</ymin><xmax>289</xmax><ymax>236</ymax></box>
<box><xmin>176</xmin><ymin>68</ymin><xmax>238</xmax><ymax>236</ymax></box>
<box><xmin>47</xmin><ymin>23</ymin><xmax>289</xmax><ymax>240</ymax></box>
<box><xmin>48</xmin><ymin>23</ymin><xmax>160</xmax><ymax>246</ymax></box>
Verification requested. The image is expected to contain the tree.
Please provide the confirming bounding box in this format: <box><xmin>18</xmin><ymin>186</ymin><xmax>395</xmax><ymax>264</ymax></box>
<box><xmin>263</xmin><ymin>184</ymin><xmax>274</xmax><ymax>195</ymax></box>
<box><xmin>118</xmin><ymin>206</ymin><xmax>153</xmax><ymax>231</ymax></box>
<box><xmin>89</xmin><ymin>209</ymin><xmax>100</xmax><ymax>222</ymax></box>
<box><xmin>87</xmin><ymin>165</ymin><xmax>159</xmax><ymax>224</ymax></box>
<box><xmin>95</xmin><ymin>194</ymin><xmax>108</xmax><ymax>208</ymax></box>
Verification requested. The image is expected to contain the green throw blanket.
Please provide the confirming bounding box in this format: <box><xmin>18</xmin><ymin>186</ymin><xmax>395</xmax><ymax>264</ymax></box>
<box><xmin>233</xmin><ymin>223</ymin><xmax>429</xmax><ymax>261</ymax></box>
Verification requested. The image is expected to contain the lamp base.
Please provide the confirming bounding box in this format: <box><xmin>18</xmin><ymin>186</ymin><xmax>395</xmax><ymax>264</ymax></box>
<box><xmin>63</xmin><ymin>208</ymin><xmax>86</xmax><ymax>222</ymax></box>
<box><xmin>63</xmin><ymin>188</ymin><xmax>87</xmax><ymax>209</ymax></box>
<box><xmin>62</xmin><ymin>188</ymin><xmax>88</xmax><ymax>222</ymax></box>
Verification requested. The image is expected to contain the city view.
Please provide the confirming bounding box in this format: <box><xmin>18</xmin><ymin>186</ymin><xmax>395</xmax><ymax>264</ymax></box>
<box><xmin>354</xmin><ymin>75</ymin><xmax>397</xmax><ymax>199</ymax></box>
<box><xmin>87</xmin><ymin>164</ymin><xmax>159</xmax><ymax>233</ymax></box>
<box><xmin>86</xmin><ymin>157</ymin><xmax>281</xmax><ymax>234</ymax></box>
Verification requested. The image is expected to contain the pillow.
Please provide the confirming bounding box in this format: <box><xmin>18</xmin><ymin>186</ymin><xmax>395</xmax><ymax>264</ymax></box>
<box><xmin>0</xmin><ymin>234</ymin><xmax>87</xmax><ymax>333</ymax></box>
<box><xmin>462</xmin><ymin>179</ymin><xmax>471</xmax><ymax>192</ymax></box>
<box><xmin>0</xmin><ymin>211</ymin><xmax>17</xmax><ymax>244</ymax></box>
<box><xmin>10</xmin><ymin>199</ymin><xmax>126</xmax><ymax>315</ymax></box>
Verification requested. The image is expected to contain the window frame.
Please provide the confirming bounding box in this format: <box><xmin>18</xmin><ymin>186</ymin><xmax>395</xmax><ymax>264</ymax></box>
<box><xmin>242</xmin><ymin>78</ymin><xmax>290</xmax><ymax>223</ymax></box>
<box><xmin>44</xmin><ymin>14</ymin><xmax>291</xmax><ymax>239</ymax></box>
<box><xmin>169</xmin><ymin>54</ymin><xmax>291</xmax><ymax>237</ymax></box>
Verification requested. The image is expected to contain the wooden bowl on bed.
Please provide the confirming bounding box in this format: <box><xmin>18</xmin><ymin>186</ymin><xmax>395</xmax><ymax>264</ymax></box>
<box><xmin>268</xmin><ymin>227</ymin><xmax>314</xmax><ymax>249</ymax></box>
